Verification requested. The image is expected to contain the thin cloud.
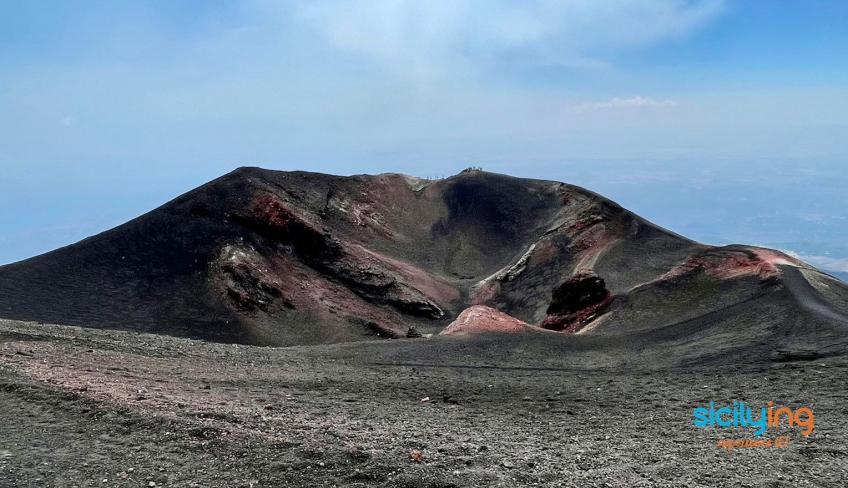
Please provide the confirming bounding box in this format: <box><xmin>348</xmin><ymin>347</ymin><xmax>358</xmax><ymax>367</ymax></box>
<box><xmin>289</xmin><ymin>0</ymin><xmax>728</xmax><ymax>78</ymax></box>
<box><xmin>578</xmin><ymin>97</ymin><xmax>678</xmax><ymax>109</ymax></box>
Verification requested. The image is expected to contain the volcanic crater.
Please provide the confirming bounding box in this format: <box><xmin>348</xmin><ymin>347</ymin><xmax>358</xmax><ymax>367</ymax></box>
<box><xmin>0</xmin><ymin>167</ymin><xmax>846</xmax><ymax>362</ymax></box>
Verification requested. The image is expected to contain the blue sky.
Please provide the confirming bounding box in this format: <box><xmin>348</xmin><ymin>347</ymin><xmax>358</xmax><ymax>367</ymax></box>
<box><xmin>1</xmin><ymin>0</ymin><xmax>848</xmax><ymax>274</ymax></box>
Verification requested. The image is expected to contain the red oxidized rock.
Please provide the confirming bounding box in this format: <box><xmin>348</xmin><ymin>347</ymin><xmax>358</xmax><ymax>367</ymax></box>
<box><xmin>541</xmin><ymin>271</ymin><xmax>612</xmax><ymax>333</ymax></box>
<box><xmin>440</xmin><ymin>305</ymin><xmax>552</xmax><ymax>336</ymax></box>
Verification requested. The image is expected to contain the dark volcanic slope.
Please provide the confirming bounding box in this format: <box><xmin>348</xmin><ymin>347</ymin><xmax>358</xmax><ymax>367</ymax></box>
<box><xmin>1</xmin><ymin>168</ymin><xmax>847</xmax><ymax>356</ymax></box>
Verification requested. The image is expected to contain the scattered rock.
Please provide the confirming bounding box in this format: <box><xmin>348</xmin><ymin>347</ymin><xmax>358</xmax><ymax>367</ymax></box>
<box><xmin>346</xmin><ymin>444</ymin><xmax>372</xmax><ymax>462</ymax></box>
<box><xmin>410</xmin><ymin>450</ymin><xmax>423</xmax><ymax>463</ymax></box>
<box><xmin>442</xmin><ymin>394</ymin><xmax>459</xmax><ymax>405</ymax></box>
<box><xmin>364</xmin><ymin>321</ymin><xmax>403</xmax><ymax>339</ymax></box>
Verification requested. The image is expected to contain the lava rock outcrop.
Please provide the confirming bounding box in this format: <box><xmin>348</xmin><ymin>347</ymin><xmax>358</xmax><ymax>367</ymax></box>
<box><xmin>540</xmin><ymin>271</ymin><xmax>613</xmax><ymax>332</ymax></box>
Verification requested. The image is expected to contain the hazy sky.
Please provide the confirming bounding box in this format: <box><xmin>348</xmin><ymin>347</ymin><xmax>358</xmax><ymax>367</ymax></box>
<box><xmin>2</xmin><ymin>1</ymin><xmax>848</xmax><ymax>270</ymax></box>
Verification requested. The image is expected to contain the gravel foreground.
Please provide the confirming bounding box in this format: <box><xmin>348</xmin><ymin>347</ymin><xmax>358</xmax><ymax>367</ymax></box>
<box><xmin>1</xmin><ymin>319</ymin><xmax>846</xmax><ymax>487</ymax></box>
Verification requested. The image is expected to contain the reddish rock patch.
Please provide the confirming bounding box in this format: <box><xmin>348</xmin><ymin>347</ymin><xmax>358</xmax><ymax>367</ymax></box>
<box><xmin>659</xmin><ymin>247</ymin><xmax>805</xmax><ymax>282</ymax></box>
<box><xmin>440</xmin><ymin>306</ymin><xmax>552</xmax><ymax>336</ymax></box>
<box><xmin>540</xmin><ymin>271</ymin><xmax>613</xmax><ymax>333</ymax></box>
<box><xmin>470</xmin><ymin>280</ymin><xmax>501</xmax><ymax>305</ymax></box>
<box><xmin>531</xmin><ymin>238</ymin><xmax>558</xmax><ymax>266</ymax></box>
<box><xmin>249</xmin><ymin>193</ymin><xmax>342</xmax><ymax>262</ymax></box>
<box><xmin>210</xmin><ymin>242</ymin><xmax>424</xmax><ymax>343</ymax></box>
<box><xmin>252</xmin><ymin>193</ymin><xmax>295</xmax><ymax>229</ymax></box>
<box><xmin>359</xmin><ymin>246</ymin><xmax>460</xmax><ymax>307</ymax></box>
<box><xmin>573</xmin><ymin>226</ymin><xmax>616</xmax><ymax>272</ymax></box>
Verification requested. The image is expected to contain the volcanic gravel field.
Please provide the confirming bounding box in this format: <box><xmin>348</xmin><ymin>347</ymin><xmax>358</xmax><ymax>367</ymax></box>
<box><xmin>2</xmin><ymin>319</ymin><xmax>846</xmax><ymax>488</ymax></box>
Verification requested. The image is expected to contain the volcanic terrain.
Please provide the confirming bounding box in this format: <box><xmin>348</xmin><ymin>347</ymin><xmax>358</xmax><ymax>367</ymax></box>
<box><xmin>1</xmin><ymin>168</ymin><xmax>846</xmax><ymax>360</ymax></box>
<box><xmin>2</xmin><ymin>168</ymin><xmax>848</xmax><ymax>486</ymax></box>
